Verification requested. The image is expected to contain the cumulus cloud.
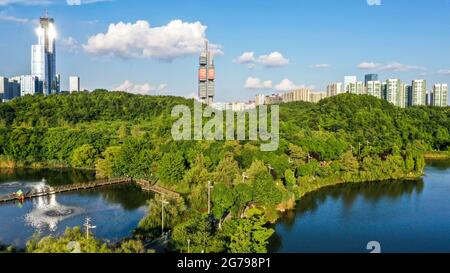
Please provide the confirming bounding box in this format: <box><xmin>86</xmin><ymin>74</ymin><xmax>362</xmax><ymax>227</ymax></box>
<box><xmin>244</xmin><ymin>77</ymin><xmax>273</xmax><ymax>90</ymax></box>
<box><xmin>60</xmin><ymin>36</ymin><xmax>80</xmax><ymax>53</ymax></box>
<box><xmin>234</xmin><ymin>51</ymin><xmax>289</xmax><ymax>68</ymax></box>
<box><xmin>114</xmin><ymin>80</ymin><xmax>169</xmax><ymax>95</ymax></box>
<box><xmin>67</xmin><ymin>0</ymin><xmax>111</xmax><ymax>5</ymax></box>
<box><xmin>274</xmin><ymin>79</ymin><xmax>315</xmax><ymax>92</ymax></box>
<box><xmin>0</xmin><ymin>0</ymin><xmax>51</xmax><ymax>5</ymax></box>
<box><xmin>83</xmin><ymin>20</ymin><xmax>222</xmax><ymax>61</ymax></box>
<box><xmin>257</xmin><ymin>52</ymin><xmax>290</xmax><ymax>68</ymax></box>
<box><xmin>312</xmin><ymin>64</ymin><xmax>330</xmax><ymax>69</ymax></box>
<box><xmin>367</xmin><ymin>0</ymin><xmax>381</xmax><ymax>6</ymax></box>
<box><xmin>357</xmin><ymin>61</ymin><xmax>423</xmax><ymax>72</ymax></box>
<box><xmin>0</xmin><ymin>12</ymin><xmax>29</xmax><ymax>23</ymax></box>
<box><xmin>437</xmin><ymin>69</ymin><xmax>450</xmax><ymax>76</ymax></box>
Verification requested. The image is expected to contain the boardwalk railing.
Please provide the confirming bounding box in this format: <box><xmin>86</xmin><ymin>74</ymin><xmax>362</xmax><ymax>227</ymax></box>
<box><xmin>135</xmin><ymin>179</ymin><xmax>181</xmax><ymax>199</ymax></box>
<box><xmin>0</xmin><ymin>177</ymin><xmax>181</xmax><ymax>204</ymax></box>
<box><xmin>0</xmin><ymin>177</ymin><xmax>132</xmax><ymax>203</ymax></box>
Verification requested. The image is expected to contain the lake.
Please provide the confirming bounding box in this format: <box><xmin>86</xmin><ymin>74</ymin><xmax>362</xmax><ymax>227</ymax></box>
<box><xmin>270</xmin><ymin>160</ymin><xmax>450</xmax><ymax>253</ymax></box>
<box><xmin>0</xmin><ymin>169</ymin><xmax>151</xmax><ymax>248</ymax></box>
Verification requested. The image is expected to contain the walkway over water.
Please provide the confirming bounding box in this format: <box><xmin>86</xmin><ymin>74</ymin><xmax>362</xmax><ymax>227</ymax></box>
<box><xmin>0</xmin><ymin>177</ymin><xmax>180</xmax><ymax>204</ymax></box>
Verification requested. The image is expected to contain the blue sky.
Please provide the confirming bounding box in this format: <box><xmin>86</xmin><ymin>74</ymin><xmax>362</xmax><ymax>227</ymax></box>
<box><xmin>0</xmin><ymin>0</ymin><xmax>450</xmax><ymax>103</ymax></box>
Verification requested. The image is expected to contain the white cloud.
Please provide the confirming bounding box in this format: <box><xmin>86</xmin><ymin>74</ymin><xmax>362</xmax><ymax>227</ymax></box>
<box><xmin>234</xmin><ymin>52</ymin><xmax>256</xmax><ymax>64</ymax></box>
<box><xmin>67</xmin><ymin>0</ymin><xmax>111</xmax><ymax>5</ymax></box>
<box><xmin>244</xmin><ymin>77</ymin><xmax>273</xmax><ymax>90</ymax></box>
<box><xmin>367</xmin><ymin>0</ymin><xmax>381</xmax><ymax>6</ymax></box>
<box><xmin>437</xmin><ymin>69</ymin><xmax>450</xmax><ymax>76</ymax></box>
<box><xmin>234</xmin><ymin>51</ymin><xmax>289</xmax><ymax>68</ymax></box>
<box><xmin>60</xmin><ymin>36</ymin><xmax>80</xmax><ymax>53</ymax></box>
<box><xmin>275</xmin><ymin>79</ymin><xmax>314</xmax><ymax>92</ymax></box>
<box><xmin>83</xmin><ymin>20</ymin><xmax>222</xmax><ymax>61</ymax></box>
<box><xmin>114</xmin><ymin>80</ymin><xmax>169</xmax><ymax>95</ymax></box>
<box><xmin>357</xmin><ymin>61</ymin><xmax>423</xmax><ymax>72</ymax></box>
<box><xmin>275</xmin><ymin>79</ymin><xmax>298</xmax><ymax>92</ymax></box>
<box><xmin>357</xmin><ymin>62</ymin><xmax>381</xmax><ymax>70</ymax></box>
<box><xmin>0</xmin><ymin>0</ymin><xmax>51</xmax><ymax>5</ymax></box>
<box><xmin>0</xmin><ymin>12</ymin><xmax>29</xmax><ymax>23</ymax></box>
<box><xmin>257</xmin><ymin>52</ymin><xmax>290</xmax><ymax>68</ymax></box>
<box><xmin>312</xmin><ymin>63</ymin><xmax>330</xmax><ymax>69</ymax></box>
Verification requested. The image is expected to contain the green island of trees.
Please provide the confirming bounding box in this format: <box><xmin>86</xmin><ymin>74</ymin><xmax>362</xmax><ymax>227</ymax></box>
<box><xmin>0</xmin><ymin>91</ymin><xmax>448</xmax><ymax>253</ymax></box>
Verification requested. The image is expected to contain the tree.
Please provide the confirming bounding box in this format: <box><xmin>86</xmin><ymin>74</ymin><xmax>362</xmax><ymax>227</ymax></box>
<box><xmin>222</xmin><ymin>212</ymin><xmax>274</xmax><ymax>253</ymax></box>
<box><xmin>211</xmin><ymin>154</ymin><xmax>241</xmax><ymax>186</ymax></box>
<box><xmin>284</xmin><ymin>169</ymin><xmax>296</xmax><ymax>187</ymax></box>
<box><xmin>171</xmin><ymin>213</ymin><xmax>225</xmax><ymax>253</ymax></box>
<box><xmin>95</xmin><ymin>146</ymin><xmax>122</xmax><ymax>178</ymax></box>
<box><xmin>157</xmin><ymin>152</ymin><xmax>186</xmax><ymax>185</ymax></box>
<box><xmin>340</xmin><ymin>150</ymin><xmax>359</xmax><ymax>173</ymax></box>
<box><xmin>211</xmin><ymin>182</ymin><xmax>235</xmax><ymax>219</ymax></box>
<box><xmin>71</xmin><ymin>144</ymin><xmax>98</xmax><ymax>168</ymax></box>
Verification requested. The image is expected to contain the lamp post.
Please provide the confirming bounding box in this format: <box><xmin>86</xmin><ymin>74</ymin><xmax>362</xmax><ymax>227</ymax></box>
<box><xmin>207</xmin><ymin>181</ymin><xmax>214</xmax><ymax>215</ymax></box>
<box><xmin>187</xmin><ymin>239</ymin><xmax>191</xmax><ymax>254</ymax></box>
<box><xmin>83</xmin><ymin>217</ymin><xmax>96</xmax><ymax>240</ymax></box>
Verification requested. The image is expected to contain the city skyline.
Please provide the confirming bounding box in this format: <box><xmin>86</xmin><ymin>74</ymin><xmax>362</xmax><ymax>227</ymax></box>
<box><xmin>0</xmin><ymin>0</ymin><xmax>450</xmax><ymax>104</ymax></box>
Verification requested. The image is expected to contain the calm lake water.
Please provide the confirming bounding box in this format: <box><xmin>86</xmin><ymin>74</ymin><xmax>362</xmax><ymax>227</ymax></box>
<box><xmin>0</xmin><ymin>169</ymin><xmax>151</xmax><ymax>248</ymax></box>
<box><xmin>270</xmin><ymin>160</ymin><xmax>450</xmax><ymax>253</ymax></box>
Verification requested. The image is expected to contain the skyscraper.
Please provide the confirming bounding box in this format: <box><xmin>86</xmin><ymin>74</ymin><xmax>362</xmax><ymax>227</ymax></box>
<box><xmin>364</xmin><ymin>74</ymin><xmax>378</xmax><ymax>85</ymax></box>
<box><xmin>198</xmin><ymin>41</ymin><xmax>215</xmax><ymax>105</ymax></box>
<box><xmin>411</xmin><ymin>80</ymin><xmax>427</xmax><ymax>106</ymax></box>
<box><xmin>432</xmin><ymin>84</ymin><xmax>448</xmax><ymax>107</ymax></box>
<box><xmin>70</xmin><ymin>76</ymin><xmax>80</xmax><ymax>93</ymax></box>
<box><xmin>32</xmin><ymin>13</ymin><xmax>58</xmax><ymax>96</ymax></box>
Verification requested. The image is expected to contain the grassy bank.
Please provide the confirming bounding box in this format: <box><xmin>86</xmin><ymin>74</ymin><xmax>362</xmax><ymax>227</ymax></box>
<box><xmin>423</xmin><ymin>151</ymin><xmax>450</xmax><ymax>160</ymax></box>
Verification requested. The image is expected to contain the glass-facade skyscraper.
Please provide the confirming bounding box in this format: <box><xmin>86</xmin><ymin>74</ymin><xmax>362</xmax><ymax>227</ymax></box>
<box><xmin>31</xmin><ymin>15</ymin><xmax>58</xmax><ymax>96</ymax></box>
<box><xmin>365</xmin><ymin>74</ymin><xmax>378</xmax><ymax>85</ymax></box>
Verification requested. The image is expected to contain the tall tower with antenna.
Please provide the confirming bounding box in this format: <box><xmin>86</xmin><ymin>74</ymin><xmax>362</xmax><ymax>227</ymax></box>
<box><xmin>31</xmin><ymin>10</ymin><xmax>59</xmax><ymax>96</ymax></box>
<box><xmin>198</xmin><ymin>41</ymin><xmax>215</xmax><ymax>105</ymax></box>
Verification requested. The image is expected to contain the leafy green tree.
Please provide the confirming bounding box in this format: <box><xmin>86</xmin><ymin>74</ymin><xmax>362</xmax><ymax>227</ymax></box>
<box><xmin>71</xmin><ymin>144</ymin><xmax>98</xmax><ymax>168</ymax></box>
<box><xmin>284</xmin><ymin>169</ymin><xmax>296</xmax><ymax>187</ymax></box>
<box><xmin>211</xmin><ymin>182</ymin><xmax>235</xmax><ymax>219</ymax></box>
<box><xmin>171</xmin><ymin>213</ymin><xmax>225</xmax><ymax>253</ymax></box>
<box><xmin>222</xmin><ymin>212</ymin><xmax>274</xmax><ymax>253</ymax></box>
<box><xmin>157</xmin><ymin>152</ymin><xmax>186</xmax><ymax>185</ymax></box>
<box><xmin>96</xmin><ymin>146</ymin><xmax>122</xmax><ymax>178</ymax></box>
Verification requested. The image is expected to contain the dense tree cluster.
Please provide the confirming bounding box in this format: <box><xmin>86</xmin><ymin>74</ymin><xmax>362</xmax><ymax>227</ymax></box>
<box><xmin>0</xmin><ymin>91</ymin><xmax>448</xmax><ymax>253</ymax></box>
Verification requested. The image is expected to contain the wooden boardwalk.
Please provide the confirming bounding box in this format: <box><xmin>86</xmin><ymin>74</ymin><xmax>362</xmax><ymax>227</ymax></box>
<box><xmin>0</xmin><ymin>177</ymin><xmax>181</xmax><ymax>204</ymax></box>
<box><xmin>135</xmin><ymin>179</ymin><xmax>181</xmax><ymax>199</ymax></box>
<box><xmin>0</xmin><ymin>177</ymin><xmax>132</xmax><ymax>203</ymax></box>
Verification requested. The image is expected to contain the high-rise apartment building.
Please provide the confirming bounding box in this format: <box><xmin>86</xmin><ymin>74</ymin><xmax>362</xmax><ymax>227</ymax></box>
<box><xmin>32</xmin><ymin>14</ymin><xmax>59</xmax><ymax>96</ymax></box>
<box><xmin>404</xmin><ymin>84</ymin><xmax>412</xmax><ymax>107</ymax></box>
<box><xmin>18</xmin><ymin>75</ymin><xmax>40</xmax><ymax>96</ymax></box>
<box><xmin>309</xmin><ymin>92</ymin><xmax>327</xmax><ymax>103</ymax></box>
<box><xmin>344</xmin><ymin>76</ymin><xmax>357</xmax><ymax>93</ymax></box>
<box><xmin>326</xmin><ymin>82</ymin><xmax>343</xmax><ymax>97</ymax></box>
<box><xmin>432</xmin><ymin>84</ymin><xmax>448</xmax><ymax>107</ymax></box>
<box><xmin>411</xmin><ymin>80</ymin><xmax>427</xmax><ymax>106</ymax></box>
<box><xmin>69</xmin><ymin>76</ymin><xmax>80</xmax><ymax>93</ymax></box>
<box><xmin>0</xmin><ymin>77</ymin><xmax>9</xmax><ymax>102</ymax></box>
<box><xmin>255</xmin><ymin>94</ymin><xmax>266</xmax><ymax>106</ymax></box>
<box><xmin>367</xmin><ymin>80</ymin><xmax>382</xmax><ymax>98</ymax></box>
<box><xmin>198</xmin><ymin>41</ymin><xmax>215</xmax><ymax>105</ymax></box>
<box><xmin>364</xmin><ymin>74</ymin><xmax>378</xmax><ymax>85</ymax></box>
<box><xmin>386</xmin><ymin>79</ymin><xmax>402</xmax><ymax>107</ymax></box>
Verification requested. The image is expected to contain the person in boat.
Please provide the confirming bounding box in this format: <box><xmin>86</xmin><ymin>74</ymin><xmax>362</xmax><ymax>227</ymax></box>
<box><xmin>15</xmin><ymin>190</ymin><xmax>25</xmax><ymax>203</ymax></box>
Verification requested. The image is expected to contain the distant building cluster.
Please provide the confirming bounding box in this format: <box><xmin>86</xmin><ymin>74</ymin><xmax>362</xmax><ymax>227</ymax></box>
<box><xmin>255</xmin><ymin>89</ymin><xmax>327</xmax><ymax>106</ymax></box>
<box><xmin>253</xmin><ymin>74</ymin><xmax>448</xmax><ymax>108</ymax></box>
<box><xmin>0</xmin><ymin>14</ymin><xmax>80</xmax><ymax>103</ymax></box>
<box><xmin>326</xmin><ymin>74</ymin><xmax>448</xmax><ymax>108</ymax></box>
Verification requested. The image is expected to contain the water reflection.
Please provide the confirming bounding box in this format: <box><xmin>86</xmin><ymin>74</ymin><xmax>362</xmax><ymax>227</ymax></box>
<box><xmin>0</xmin><ymin>169</ymin><xmax>150</xmax><ymax>248</ymax></box>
